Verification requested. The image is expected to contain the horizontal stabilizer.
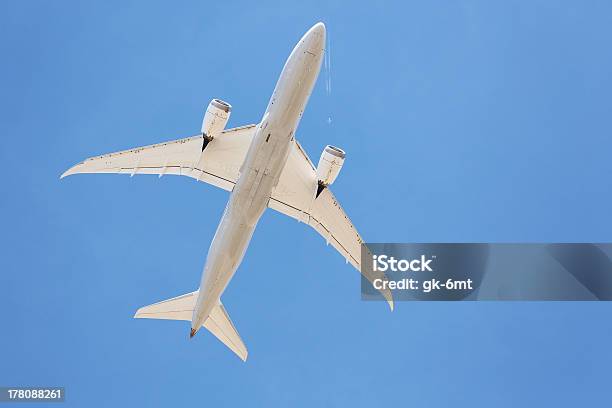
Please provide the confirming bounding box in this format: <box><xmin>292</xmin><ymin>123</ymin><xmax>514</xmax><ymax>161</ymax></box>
<box><xmin>134</xmin><ymin>291</ymin><xmax>196</xmax><ymax>321</ymax></box>
<box><xmin>134</xmin><ymin>292</ymin><xmax>248</xmax><ymax>361</ymax></box>
<box><xmin>203</xmin><ymin>303</ymin><xmax>248</xmax><ymax>361</ymax></box>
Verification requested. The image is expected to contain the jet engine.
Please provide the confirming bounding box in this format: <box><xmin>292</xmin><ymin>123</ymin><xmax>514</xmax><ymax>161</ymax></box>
<box><xmin>316</xmin><ymin>145</ymin><xmax>346</xmax><ymax>187</ymax></box>
<box><xmin>201</xmin><ymin>99</ymin><xmax>231</xmax><ymax>138</ymax></box>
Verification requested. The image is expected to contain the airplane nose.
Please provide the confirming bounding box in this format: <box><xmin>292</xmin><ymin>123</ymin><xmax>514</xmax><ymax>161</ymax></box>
<box><xmin>305</xmin><ymin>22</ymin><xmax>326</xmax><ymax>53</ymax></box>
<box><xmin>311</xmin><ymin>22</ymin><xmax>326</xmax><ymax>37</ymax></box>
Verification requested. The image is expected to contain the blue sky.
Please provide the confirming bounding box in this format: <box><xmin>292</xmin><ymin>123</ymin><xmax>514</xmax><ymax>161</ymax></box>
<box><xmin>2</xmin><ymin>1</ymin><xmax>612</xmax><ymax>406</ymax></box>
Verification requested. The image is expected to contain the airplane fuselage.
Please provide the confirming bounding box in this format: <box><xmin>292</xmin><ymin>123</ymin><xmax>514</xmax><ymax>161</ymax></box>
<box><xmin>191</xmin><ymin>23</ymin><xmax>326</xmax><ymax>332</ymax></box>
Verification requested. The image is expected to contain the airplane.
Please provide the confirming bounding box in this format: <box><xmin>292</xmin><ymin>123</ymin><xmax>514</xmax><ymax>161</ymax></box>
<box><xmin>61</xmin><ymin>22</ymin><xmax>393</xmax><ymax>361</ymax></box>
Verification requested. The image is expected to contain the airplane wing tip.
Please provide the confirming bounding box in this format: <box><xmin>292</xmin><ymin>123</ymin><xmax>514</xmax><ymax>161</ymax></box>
<box><xmin>383</xmin><ymin>288</ymin><xmax>395</xmax><ymax>312</ymax></box>
<box><xmin>60</xmin><ymin>163</ymin><xmax>82</xmax><ymax>179</ymax></box>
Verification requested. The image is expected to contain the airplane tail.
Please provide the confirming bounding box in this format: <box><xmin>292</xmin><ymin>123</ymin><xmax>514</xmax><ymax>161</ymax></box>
<box><xmin>134</xmin><ymin>291</ymin><xmax>248</xmax><ymax>361</ymax></box>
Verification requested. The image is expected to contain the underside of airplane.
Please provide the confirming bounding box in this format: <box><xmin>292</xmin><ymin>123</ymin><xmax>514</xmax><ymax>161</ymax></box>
<box><xmin>62</xmin><ymin>22</ymin><xmax>392</xmax><ymax>361</ymax></box>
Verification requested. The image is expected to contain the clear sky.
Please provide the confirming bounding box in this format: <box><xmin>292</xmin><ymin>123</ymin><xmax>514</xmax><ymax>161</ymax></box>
<box><xmin>2</xmin><ymin>1</ymin><xmax>612</xmax><ymax>406</ymax></box>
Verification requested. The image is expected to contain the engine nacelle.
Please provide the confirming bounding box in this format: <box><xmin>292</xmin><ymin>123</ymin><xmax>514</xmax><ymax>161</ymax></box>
<box><xmin>316</xmin><ymin>145</ymin><xmax>346</xmax><ymax>186</ymax></box>
<box><xmin>201</xmin><ymin>99</ymin><xmax>231</xmax><ymax>138</ymax></box>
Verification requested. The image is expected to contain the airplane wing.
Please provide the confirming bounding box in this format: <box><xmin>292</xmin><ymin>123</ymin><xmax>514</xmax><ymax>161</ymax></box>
<box><xmin>269</xmin><ymin>141</ymin><xmax>394</xmax><ymax>310</ymax></box>
<box><xmin>61</xmin><ymin>124</ymin><xmax>257</xmax><ymax>191</ymax></box>
<box><xmin>135</xmin><ymin>292</ymin><xmax>248</xmax><ymax>361</ymax></box>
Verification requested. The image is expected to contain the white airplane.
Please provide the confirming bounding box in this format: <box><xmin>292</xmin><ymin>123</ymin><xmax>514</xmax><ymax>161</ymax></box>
<box><xmin>62</xmin><ymin>22</ymin><xmax>393</xmax><ymax>361</ymax></box>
